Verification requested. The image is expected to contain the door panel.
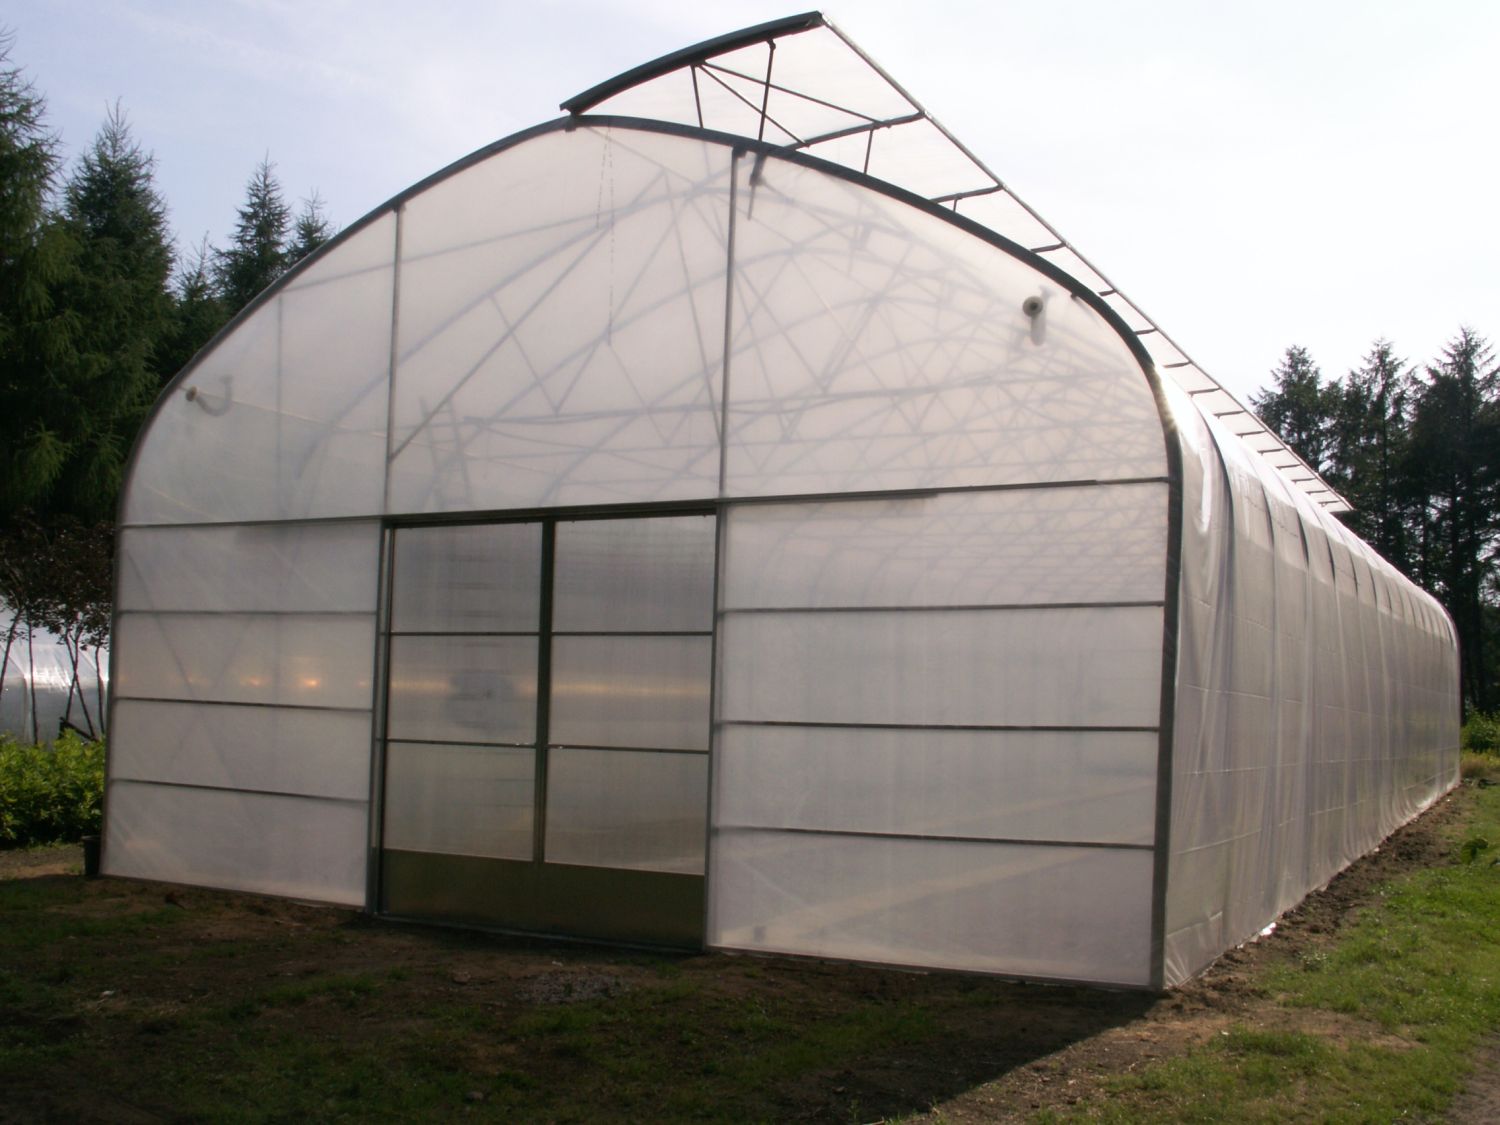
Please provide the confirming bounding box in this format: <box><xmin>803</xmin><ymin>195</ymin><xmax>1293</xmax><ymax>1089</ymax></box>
<box><xmin>380</xmin><ymin>513</ymin><xmax>714</xmax><ymax>947</ymax></box>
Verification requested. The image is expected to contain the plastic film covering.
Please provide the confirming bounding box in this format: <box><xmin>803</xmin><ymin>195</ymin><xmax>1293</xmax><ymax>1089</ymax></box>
<box><xmin>125</xmin><ymin>216</ymin><xmax>396</xmax><ymax>526</ymax></box>
<box><xmin>569</xmin><ymin>14</ymin><xmax>1347</xmax><ymax>513</ymax></box>
<box><xmin>723</xmin><ymin>155</ymin><xmax>1166</xmax><ymax>496</ymax></box>
<box><xmin>104</xmin><ymin>780</ymin><xmax>367</xmax><ymax>905</ymax></box>
<box><xmin>712</xmin><ymin>832</ymin><xmax>1154</xmax><ymax>983</ymax></box>
<box><xmin>103</xmin><ymin>521</ymin><xmax>380</xmax><ymax>905</ymax></box>
<box><xmin>1161</xmin><ymin>381</ymin><xmax>1458</xmax><ymax>987</ymax></box>
<box><xmin>0</xmin><ymin>608</ymin><xmax>108</xmax><ymax>740</ymax></box>
<box><xmin>710</xmin><ymin>483</ymin><xmax>1167</xmax><ymax>985</ymax></box>
<box><xmin>387</xmin><ymin>128</ymin><xmax>729</xmax><ymax>513</ymax></box>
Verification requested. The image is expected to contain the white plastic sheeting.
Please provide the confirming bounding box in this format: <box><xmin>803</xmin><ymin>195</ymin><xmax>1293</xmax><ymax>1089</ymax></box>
<box><xmin>106</xmin><ymin>96</ymin><xmax>1457</xmax><ymax>985</ymax></box>
<box><xmin>0</xmin><ymin>609</ymin><xmax>108</xmax><ymax>741</ymax></box>
<box><xmin>1162</xmin><ymin>382</ymin><xmax>1457</xmax><ymax>985</ymax></box>
<box><xmin>105</xmin><ymin>521</ymin><xmax>380</xmax><ymax>905</ymax></box>
<box><xmin>569</xmin><ymin>11</ymin><xmax>1348</xmax><ymax>513</ymax></box>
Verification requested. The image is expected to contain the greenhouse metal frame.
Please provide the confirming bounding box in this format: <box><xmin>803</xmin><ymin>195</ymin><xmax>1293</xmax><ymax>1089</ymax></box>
<box><xmin>102</xmin><ymin>13</ymin><xmax>1459</xmax><ymax>989</ymax></box>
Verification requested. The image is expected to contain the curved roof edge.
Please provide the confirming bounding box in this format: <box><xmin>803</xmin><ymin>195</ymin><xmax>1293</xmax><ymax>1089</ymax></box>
<box><xmin>559</xmin><ymin>12</ymin><xmax>1349</xmax><ymax>514</ymax></box>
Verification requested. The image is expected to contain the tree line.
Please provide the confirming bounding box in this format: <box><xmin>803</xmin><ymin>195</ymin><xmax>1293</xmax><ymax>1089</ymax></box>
<box><xmin>0</xmin><ymin>33</ymin><xmax>332</xmax><ymax>737</ymax></box>
<box><xmin>1252</xmin><ymin>335</ymin><xmax>1499</xmax><ymax>715</ymax></box>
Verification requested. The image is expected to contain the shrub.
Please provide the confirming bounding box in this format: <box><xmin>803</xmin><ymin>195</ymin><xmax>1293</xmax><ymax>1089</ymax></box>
<box><xmin>0</xmin><ymin>731</ymin><xmax>105</xmax><ymax>848</ymax></box>
<box><xmin>1463</xmin><ymin>712</ymin><xmax>1500</xmax><ymax>754</ymax></box>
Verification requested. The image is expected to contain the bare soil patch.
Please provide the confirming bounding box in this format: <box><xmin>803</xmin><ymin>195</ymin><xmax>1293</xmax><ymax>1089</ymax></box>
<box><xmin>0</xmin><ymin>788</ymin><xmax>1476</xmax><ymax>1123</ymax></box>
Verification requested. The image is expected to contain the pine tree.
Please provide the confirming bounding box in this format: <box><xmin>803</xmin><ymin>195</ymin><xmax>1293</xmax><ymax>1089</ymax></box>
<box><xmin>1407</xmin><ymin>328</ymin><xmax>1500</xmax><ymax>711</ymax></box>
<box><xmin>214</xmin><ymin>158</ymin><xmax>290</xmax><ymax>312</ymax></box>
<box><xmin>0</xmin><ymin>33</ymin><xmax>78</xmax><ymax>523</ymax></box>
<box><xmin>40</xmin><ymin>104</ymin><xmax>175</xmax><ymax>521</ymax></box>
<box><xmin>1326</xmin><ymin>341</ymin><xmax>1414</xmax><ymax>570</ymax></box>
<box><xmin>286</xmin><ymin>190</ymin><xmax>333</xmax><ymax>265</ymax></box>
<box><xmin>157</xmin><ymin>236</ymin><xmax>227</xmax><ymax>383</ymax></box>
<box><xmin>1252</xmin><ymin>346</ymin><xmax>1336</xmax><ymax>474</ymax></box>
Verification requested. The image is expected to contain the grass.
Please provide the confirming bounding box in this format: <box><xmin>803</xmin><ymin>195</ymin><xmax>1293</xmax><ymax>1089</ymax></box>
<box><xmin>4</xmin><ymin>777</ymin><xmax>1500</xmax><ymax>1122</ymax></box>
<box><xmin>1045</xmin><ymin>775</ymin><xmax>1500</xmax><ymax>1123</ymax></box>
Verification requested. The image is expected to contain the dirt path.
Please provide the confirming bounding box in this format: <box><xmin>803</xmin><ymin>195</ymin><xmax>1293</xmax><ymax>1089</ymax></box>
<box><xmin>0</xmin><ymin>842</ymin><xmax>82</xmax><ymax>880</ymax></box>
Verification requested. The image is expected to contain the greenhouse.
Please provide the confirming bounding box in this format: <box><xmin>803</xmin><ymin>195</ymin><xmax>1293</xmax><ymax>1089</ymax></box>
<box><xmin>102</xmin><ymin>13</ymin><xmax>1459</xmax><ymax>989</ymax></box>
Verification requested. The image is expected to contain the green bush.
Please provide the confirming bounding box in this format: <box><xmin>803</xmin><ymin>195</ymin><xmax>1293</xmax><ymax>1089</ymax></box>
<box><xmin>0</xmin><ymin>731</ymin><xmax>105</xmax><ymax>848</ymax></box>
<box><xmin>1463</xmin><ymin>712</ymin><xmax>1500</xmax><ymax>754</ymax></box>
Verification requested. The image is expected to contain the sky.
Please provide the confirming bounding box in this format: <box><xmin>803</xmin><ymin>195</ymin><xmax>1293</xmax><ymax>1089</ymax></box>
<box><xmin>9</xmin><ymin>0</ymin><xmax>1498</xmax><ymax>402</ymax></box>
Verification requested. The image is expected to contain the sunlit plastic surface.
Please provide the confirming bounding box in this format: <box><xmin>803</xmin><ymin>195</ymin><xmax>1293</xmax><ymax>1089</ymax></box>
<box><xmin>387</xmin><ymin>128</ymin><xmax>729</xmax><ymax>513</ymax></box>
<box><xmin>710</xmin><ymin>831</ymin><xmax>1153</xmax><ymax>984</ymax></box>
<box><xmin>390</xmin><ymin>522</ymin><xmax>541</xmax><ymax>634</ymax></box>
<box><xmin>715</xmin><ymin>726</ymin><xmax>1157</xmax><ymax>846</ymax></box>
<box><xmin>574</xmin><ymin>15</ymin><xmax>1347</xmax><ymax>513</ymax></box>
<box><xmin>114</xmin><ymin>613</ymin><xmax>375</xmax><ymax>710</ymax></box>
<box><xmin>1159</xmin><ymin>381</ymin><xmax>1459</xmax><ymax>987</ymax></box>
<box><xmin>719</xmin><ymin>607</ymin><xmax>1162</xmax><ymax>729</ymax></box>
<box><xmin>545</xmin><ymin>747</ymin><xmax>707</xmax><ymax>874</ymax></box>
<box><xmin>722</xmin><ymin>484</ymin><xmax>1167</xmax><ymax>609</ymax></box>
<box><xmin>722</xmin><ymin>156</ymin><xmax>1166</xmax><ymax>497</ymax></box>
<box><xmin>553</xmin><ymin>515</ymin><xmax>715</xmax><ymax>632</ymax></box>
<box><xmin>382</xmin><ymin>743</ymin><xmax>534</xmax><ymax>859</ymax></box>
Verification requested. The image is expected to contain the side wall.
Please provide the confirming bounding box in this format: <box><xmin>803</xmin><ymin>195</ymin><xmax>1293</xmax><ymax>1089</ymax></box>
<box><xmin>1162</xmin><ymin>382</ymin><xmax>1460</xmax><ymax>986</ymax></box>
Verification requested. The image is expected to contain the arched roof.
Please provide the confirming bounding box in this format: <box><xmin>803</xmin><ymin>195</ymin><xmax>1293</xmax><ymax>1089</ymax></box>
<box><xmin>564</xmin><ymin>12</ymin><xmax>1349</xmax><ymax>513</ymax></box>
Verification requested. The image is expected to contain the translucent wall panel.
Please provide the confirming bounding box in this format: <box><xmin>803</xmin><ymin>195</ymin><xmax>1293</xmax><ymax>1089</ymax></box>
<box><xmin>545</xmin><ymin>748</ymin><xmax>707</xmax><ymax>874</ymax></box>
<box><xmin>719</xmin><ymin>607</ymin><xmax>1162</xmax><ymax>729</ymax></box>
<box><xmin>1161</xmin><ymin>380</ymin><xmax>1459</xmax><ymax>987</ymax></box>
<box><xmin>387</xmin><ymin>128</ymin><xmax>729</xmax><ymax>512</ymax></box>
<box><xmin>710</xmin><ymin>833</ymin><xmax>1153</xmax><ymax>984</ymax></box>
<box><xmin>550</xmin><ymin>636</ymin><xmax>712</xmax><ymax>750</ymax></box>
<box><xmin>715</xmin><ymin>726</ymin><xmax>1157</xmax><ymax>846</ymax></box>
<box><xmin>108</xmin><ymin>516</ymin><xmax>379</xmax><ymax>911</ymax></box>
<box><xmin>104</xmin><ymin>780</ymin><xmax>366</xmax><ymax>905</ymax></box>
<box><xmin>722</xmin><ymin>484</ymin><xmax>1167</xmax><ymax>609</ymax></box>
<box><xmin>386</xmin><ymin>635</ymin><xmax>537</xmax><ymax>745</ymax></box>
<box><xmin>722</xmin><ymin>155</ymin><xmax>1166</xmax><ymax>497</ymax></box>
<box><xmin>553</xmin><ymin>515</ymin><xmax>715</xmax><ymax>632</ymax></box>
<box><xmin>111</xmin><ymin>700</ymin><xmax>370</xmax><ymax>801</ymax></box>
<box><xmin>114</xmin><ymin>613</ymin><xmax>374</xmax><ymax>710</ymax></box>
<box><xmin>383</xmin><ymin>743</ymin><xmax>533</xmax><ymax>859</ymax></box>
<box><xmin>712</xmin><ymin>487</ymin><xmax>1161</xmax><ymax>981</ymax></box>
<box><xmin>125</xmin><ymin>215</ymin><xmax>396</xmax><ymax>525</ymax></box>
<box><xmin>390</xmin><ymin>522</ymin><xmax>541</xmax><ymax>633</ymax></box>
<box><xmin>119</xmin><ymin>522</ymin><xmax>379</xmax><ymax>613</ymax></box>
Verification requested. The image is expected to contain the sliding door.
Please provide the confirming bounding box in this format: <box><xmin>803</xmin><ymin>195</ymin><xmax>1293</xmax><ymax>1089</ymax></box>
<box><xmin>379</xmin><ymin>513</ymin><xmax>714</xmax><ymax>946</ymax></box>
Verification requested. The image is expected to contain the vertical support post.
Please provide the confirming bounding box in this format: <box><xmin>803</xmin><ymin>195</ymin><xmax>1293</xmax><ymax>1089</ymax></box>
<box><xmin>532</xmin><ymin>520</ymin><xmax>557</xmax><ymax>863</ymax></box>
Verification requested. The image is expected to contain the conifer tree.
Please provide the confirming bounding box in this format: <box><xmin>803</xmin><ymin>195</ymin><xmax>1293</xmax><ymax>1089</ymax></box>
<box><xmin>1406</xmin><ymin>328</ymin><xmax>1500</xmax><ymax>711</ymax></box>
<box><xmin>157</xmin><ymin>236</ymin><xmax>227</xmax><ymax>383</ymax></box>
<box><xmin>286</xmin><ymin>190</ymin><xmax>333</xmax><ymax>265</ymax></box>
<box><xmin>41</xmin><ymin>104</ymin><xmax>174</xmax><ymax>521</ymax></box>
<box><xmin>214</xmin><ymin>158</ymin><xmax>290</xmax><ymax>313</ymax></box>
<box><xmin>0</xmin><ymin>34</ymin><xmax>78</xmax><ymax>523</ymax></box>
<box><xmin>1251</xmin><ymin>345</ymin><xmax>1335</xmax><ymax>474</ymax></box>
<box><xmin>1326</xmin><ymin>341</ymin><xmax>1414</xmax><ymax>570</ymax></box>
